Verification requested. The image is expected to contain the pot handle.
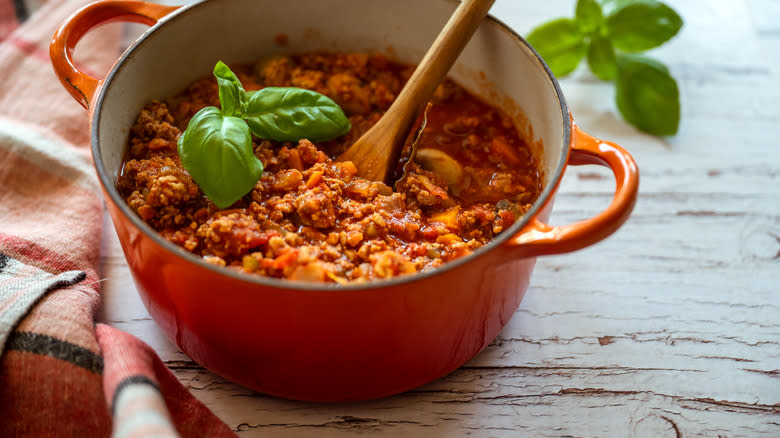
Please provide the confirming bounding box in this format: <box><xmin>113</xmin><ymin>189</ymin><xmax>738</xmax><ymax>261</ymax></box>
<box><xmin>502</xmin><ymin>122</ymin><xmax>639</xmax><ymax>257</ymax></box>
<box><xmin>50</xmin><ymin>0</ymin><xmax>178</xmax><ymax>110</ymax></box>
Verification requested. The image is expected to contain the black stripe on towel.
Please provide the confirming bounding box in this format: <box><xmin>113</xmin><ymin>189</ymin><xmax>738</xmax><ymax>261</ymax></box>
<box><xmin>44</xmin><ymin>270</ymin><xmax>87</xmax><ymax>293</ymax></box>
<box><xmin>11</xmin><ymin>0</ymin><xmax>29</xmax><ymax>22</ymax></box>
<box><xmin>6</xmin><ymin>331</ymin><xmax>104</xmax><ymax>374</ymax></box>
<box><xmin>111</xmin><ymin>375</ymin><xmax>161</xmax><ymax>416</ymax></box>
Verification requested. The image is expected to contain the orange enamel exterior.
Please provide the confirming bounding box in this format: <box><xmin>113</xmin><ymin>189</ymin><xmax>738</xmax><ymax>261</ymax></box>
<box><xmin>51</xmin><ymin>0</ymin><xmax>639</xmax><ymax>401</ymax></box>
<box><xmin>105</xmin><ymin>192</ymin><xmax>547</xmax><ymax>400</ymax></box>
<box><xmin>507</xmin><ymin>124</ymin><xmax>640</xmax><ymax>257</ymax></box>
<box><xmin>50</xmin><ymin>0</ymin><xmax>177</xmax><ymax>109</ymax></box>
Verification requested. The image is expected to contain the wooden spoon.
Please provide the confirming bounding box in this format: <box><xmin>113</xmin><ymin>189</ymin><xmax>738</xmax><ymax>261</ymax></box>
<box><xmin>338</xmin><ymin>0</ymin><xmax>496</xmax><ymax>183</ymax></box>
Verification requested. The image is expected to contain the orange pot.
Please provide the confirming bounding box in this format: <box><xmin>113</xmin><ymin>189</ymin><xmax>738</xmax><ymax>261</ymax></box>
<box><xmin>51</xmin><ymin>0</ymin><xmax>639</xmax><ymax>401</ymax></box>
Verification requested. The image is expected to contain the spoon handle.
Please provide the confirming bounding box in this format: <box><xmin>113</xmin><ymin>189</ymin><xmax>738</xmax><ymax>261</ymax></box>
<box><xmin>339</xmin><ymin>0</ymin><xmax>496</xmax><ymax>182</ymax></box>
<box><xmin>393</xmin><ymin>0</ymin><xmax>496</xmax><ymax>125</ymax></box>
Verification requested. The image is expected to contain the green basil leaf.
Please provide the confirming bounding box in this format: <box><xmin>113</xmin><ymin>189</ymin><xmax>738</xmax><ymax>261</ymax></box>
<box><xmin>587</xmin><ymin>34</ymin><xmax>617</xmax><ymax>80</ymax></box>
<box><xmin>213</xmin><ymin>61</ymin><xmax>247</xmax><ymax>117</ymax></box>
<box><xmin>243</xmin><ymin>87</ymin><xmax>351</xmax><ymax>142</ymax></box>
<box><xmin>576</xmin><ymin>0</ymin><xmax>603</xmax><ymax>33</ymax></box>
<box><xmin>615</xmin><ymin>55</ymin><xmax>680</xmax><ymax>135</ymax></box>
<box><xmin>600</xmin><ymin>0</ymin><xmax>635</xmax><ymax>16</ymax></box>
<box><xmin>177</xmin><ymin>106</ymin><xmax>263</xmax><ymax>208</ymax></box>
<box><xmin>527</xmin><ymin>18</ymin><xmax>587</xmax><ymax>77</ymax></box>
<box><xmin>605</xmin><ymin>0</ymin><xmax>683</xmax><ymax>52</ymax></box>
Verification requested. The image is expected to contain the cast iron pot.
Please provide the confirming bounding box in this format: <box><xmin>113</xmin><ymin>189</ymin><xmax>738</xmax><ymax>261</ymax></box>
<box><xmin>51</xmin><ymin>0</ymin><xmax>639</xmax><ymax>401</ymax></box>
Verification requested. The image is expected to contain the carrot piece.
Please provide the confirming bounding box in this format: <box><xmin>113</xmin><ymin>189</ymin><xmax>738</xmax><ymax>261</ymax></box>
<box><xmin>305</xmin><ymin>171</ymin><xmax>323</xmax><ymax>189</ymax></box>
<box><xmin>272</xmin><ymin>249</ymin><xmax>299</xmax><ymax>269</ymax></box>
<box><xmin>287</xmin><ymin>148</ymin><xmax>304</xmax><ymax>170</ymax></box>
<box><xmin>430</xmin><ymin>206</ymin><xmax>461</xmax><ymax>230</ymax></box>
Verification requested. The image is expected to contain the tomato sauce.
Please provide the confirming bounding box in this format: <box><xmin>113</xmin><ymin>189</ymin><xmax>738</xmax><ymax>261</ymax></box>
<box><xmin>117</xmin><ymin>52</ymin><xmax>542</xmax><ymax>283</ymax></box>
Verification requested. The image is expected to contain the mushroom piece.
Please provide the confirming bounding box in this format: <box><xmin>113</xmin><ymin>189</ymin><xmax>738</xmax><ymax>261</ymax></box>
<box><xmin>414</xmin><ymin>148</ymin><xmax>463</xmax><ymax>186</ymax></box>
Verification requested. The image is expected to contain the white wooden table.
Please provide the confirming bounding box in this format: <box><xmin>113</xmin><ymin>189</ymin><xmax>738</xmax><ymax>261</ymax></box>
<box><xmin>97</xmin><ymin>0</ymin><xmax>780</xmax><ymax>436</ymax></box>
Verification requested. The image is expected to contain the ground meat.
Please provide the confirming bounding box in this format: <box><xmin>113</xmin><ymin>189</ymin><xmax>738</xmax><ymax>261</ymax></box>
<box><xmin>119</xmin><ymin>155</ymin><xmax>201</xmax><ymax>228</ymax></box>
<box><xmin>258</xmin><ymin>56</ymin><xmax>293</xmax><ymax>86</ymax></box>
<box><xmin>290</xmin><ymin>68</ymin><xmax>328</xmax><ymax>94</ymax></box>
<box><xmin>127</xmin><ymin>101</ymin><xmax>180</xmax><ymax>157</ymax></box>
<box><xmin>326</xmin><ymin>72</ymin><xmax>372</xmax><ymax>115</ymax></box>
<box><xmin>271</xmin><ymin>169</ymin><xmax>303</xmax><ymax>192</ymax></box>
<box><xmin>294</xmin><ymin>190</ymin><xmax>336</xmax><ymax>229</ymax></box>
<box><xmin>396</xmin><ymin>167</ymin><xmax>451</xmax><ymax>210</ymax></box>
<box><xmin>197</xmin><ymin>211</ymin><xmax>268</xmax><ymax>258</ymax></box>
<box><xmin>117</xmin><ymin>52</ymin><xmax>542</xmax><ymax>283</ymax></box>
<box><xmin>296</xmin><ymin>139</ymin><xmax>329</xmax><ymax>166</ymax></box>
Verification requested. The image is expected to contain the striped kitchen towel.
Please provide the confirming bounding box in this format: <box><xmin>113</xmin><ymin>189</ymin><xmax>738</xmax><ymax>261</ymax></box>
<box><xmin>0</xmin><ymin>0</ymin><xmax>236</xmax><ymax>436</ymax></box>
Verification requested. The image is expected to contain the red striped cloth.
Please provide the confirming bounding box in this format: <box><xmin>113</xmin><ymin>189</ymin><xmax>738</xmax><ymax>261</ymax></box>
<box><xmin>0</xmin><ymin>0</ymin><xmax>25</xmax><ymax>40</ymax></box>
<box><xmin>0</xmin><ymin>0</ymin><xmax>236</xmax><ymax>436</ymax></box>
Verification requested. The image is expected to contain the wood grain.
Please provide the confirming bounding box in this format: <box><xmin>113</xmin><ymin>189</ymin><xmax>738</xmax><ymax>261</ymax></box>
<box><xmin>98</xmin><ymin>0</ymin><xmax>780</xmax><ymax>436</ymax></box>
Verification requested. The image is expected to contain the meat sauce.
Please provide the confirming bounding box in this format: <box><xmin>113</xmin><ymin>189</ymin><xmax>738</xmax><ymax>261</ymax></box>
<box><xmin>117</xmin><ymin>52</ymin><xmax>542</xmax><ymax>283</ymax></box>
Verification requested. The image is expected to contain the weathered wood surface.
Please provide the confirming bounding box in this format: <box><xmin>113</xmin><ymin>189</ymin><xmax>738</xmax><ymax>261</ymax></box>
<box><xmin>98</xmin><ymin>0</ymin><xmax>780</xmax><ymax>436</ymax></box>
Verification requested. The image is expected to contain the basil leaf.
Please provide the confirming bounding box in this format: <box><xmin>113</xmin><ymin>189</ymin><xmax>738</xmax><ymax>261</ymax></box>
<box><xmin>177</xmin><ymin>106</ymin><xmax>263</xmax><ymax>209</ymax></box>
<box><xmin>587</xmin><ymin>34</ymin><xmax>617</xmax><ymax>80</ymax></box>
<box><xmin>576</xmin><ymin>0</ymin><xmax>603</xmax><ymax>33</ymax></box>
<box><xmin>213</xmin><ymin>61</ymin><xmax>247</xmax><ymax>117</ymax></box>
<box><xmin>615</xmin><ymin>55</ymin><xmax>680</xmax><ymax>135</ymax></box>
<box><xmin>242</xmin><ymin>87</ymin><xmax>351</xmax><ymax>142</ymax></box>
<box><xmin>606</xmin><ymin>0</ymin><xmax>683</xmax><ymax>52</ymax></box>
<box><xmin>527</xmin><ymin>18</ymin><xmax>587</xmax><ymax>77</ymax></box>
<box><xmin>600</xmin><ymin>0</ymin><xmax>635</xmax><ymax>16</ymax></box>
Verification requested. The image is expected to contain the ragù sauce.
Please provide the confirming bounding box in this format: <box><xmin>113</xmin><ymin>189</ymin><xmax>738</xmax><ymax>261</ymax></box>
<box><xmin>117</xmin><ymin>52</ymin><xmax>542</xmax><ymax>283</ymax></box>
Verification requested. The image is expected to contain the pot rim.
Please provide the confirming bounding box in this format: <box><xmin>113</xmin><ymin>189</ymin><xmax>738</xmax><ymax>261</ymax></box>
<box><xmin>91</xmin><ymin>0</ymin><xmax>571</xmax><ymax>292</ymax></box>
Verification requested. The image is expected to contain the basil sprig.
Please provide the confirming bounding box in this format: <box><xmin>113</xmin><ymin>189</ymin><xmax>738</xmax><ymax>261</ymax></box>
<box><xmin>527</xmin><ymin>0</ymin><xmax>682</xmax><ymax>136</ymax></box>
<box><xmin>178</xmin><ymin>61</ymin><xmax>351</xmax><ymax>209</ymax></box>
<box><xmin>243</xmin><ymin>87</ymin><xmax>354</xmax><ymax>142</ymax></box>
